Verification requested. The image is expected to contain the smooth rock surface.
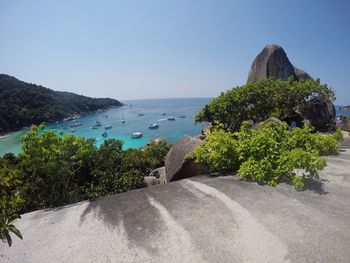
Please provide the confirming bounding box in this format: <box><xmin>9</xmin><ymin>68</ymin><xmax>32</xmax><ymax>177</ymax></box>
<box><xmin>247</xmin><ymin>44</ymin><xmax>311</xmax><ymax>83</ymax></box>
<box><xmin>164</xmin><ymin>135</ymin><xmax>208</xmax><ymax>182</ymax></box>
<box><xmin>1</xmin><ymin>135</ymin><xmax>350</xmax><ymax>263</ymax></box>
<box><xmin>300</xmin><ymin>97</ymin><xmax>336</xmax><ymax>132</ymax></box>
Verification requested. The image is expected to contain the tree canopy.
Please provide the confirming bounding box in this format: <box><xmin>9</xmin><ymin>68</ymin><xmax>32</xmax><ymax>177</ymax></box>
<box><xmin>195</xmin><ymin>78</ymin><xmax>335</xmax><ymax>131</ymax></box>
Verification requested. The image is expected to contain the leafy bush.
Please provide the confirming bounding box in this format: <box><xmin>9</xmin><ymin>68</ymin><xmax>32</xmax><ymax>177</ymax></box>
<box><xmin>0</xmin><ymin>155</ymin><xmax>23</xmax><ymax>246</ymax></box>
<box><xmin>189</xmin><ymin>129</ymin><xmax>239</xmax><ymax>173</ymax></box>
<box><xmin>196</xmin><ymin>78</ymin><xmax>335</xmax><ymax>131</ymax></box>
<box><xmin>1</xmin><ymin>125</ymin><xmax>171</xmax><ymax>216</ymax></box>
<box><xmin>192</xmin><ymin>121</ymin><xmax>340</xmax><ymax>189</ymax></box>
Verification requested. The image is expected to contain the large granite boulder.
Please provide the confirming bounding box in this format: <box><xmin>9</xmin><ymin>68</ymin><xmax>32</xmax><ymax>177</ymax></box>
<box><xmin>247</xmin><ymin>44</ymin><xmax>311</xmax><ymax>83</ymax></box>
<box><xmin>164</xmin><ymin>135</ymin><xmax>208</xmax><ymax>182</ymax></box>
<box><xmin>300</xmin><ymin>97</ymin><xmax>336</xmax><ymax>132</ymax></box>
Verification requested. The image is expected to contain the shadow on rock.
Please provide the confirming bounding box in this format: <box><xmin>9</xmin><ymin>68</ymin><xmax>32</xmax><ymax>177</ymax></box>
<box><xmin>300</xmin><ymin>178</ymin><xmax>329</xmax><ymax>195</ymax></box>
<box><xmin>79</xmin><ymin>188</ymin><xmax>167</xmax><ymax>255</ymax></box>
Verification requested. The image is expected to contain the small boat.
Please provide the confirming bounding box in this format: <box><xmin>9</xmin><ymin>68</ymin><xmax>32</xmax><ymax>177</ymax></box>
<box><xmin>92</xmin><ymin>126</ymin><xmax>99</xmax><ymax>129</ymax></box>
<box><xmin>167</xmin><ymin>117</ymin><xmax>175</xmax><ymax>121</ymax></box>
<box><xmin>102</xmin><ymin>132</ymin><xmax>108</xmax><ymax>137</ymax></box>
<box><xmin>161</xmin><ymin>113</ymin><xmax>167</xmax><ymax>116</ymax></box>
<box><xmin>102</xmin><ymin>114</ymin><xmax>108</xmax><ymax>118</ymax></box>
<box><xmin>0</xmin><ymin>135</ymin><xmax>7</xmax><ymax>140</ymax></box>
<box><xmin>149</xmin><ymin>123</ymin><xmax>159</xmax><ymax>129</ymax></box>
<box><xmin>95</xmin><ymin>121</ymin><xmax>103</xmax><ymax>127</ymax></box>
<box><xmin>105</xmin><ymin>125</ymin><xmax>112</xmax><ymax>130</ymax></box>
<box><xmin>70</xmin><ymin>122</ymin><xmax>82</xmax><ymax>128</ymax></box>
<box><xmin>70</xmin><ymin>129</ymin><xmax>76</xmax><ymax>133</ymax></box>
<box><xmin>178</xmin><ymin>115</ymin><xmax>186</xmax><ymax>118</ymax></box>
<box><xmin>132</xmin><ymin>132</ymin><xmax>143</xmax><ymax>138</ymax></box>
<box><xmin>121</xmin><ymin>119</ymin><xmax>125</xmax><ymax>124</ymax></box>
<box><xmin>138</xmin><ymin>113</ymin><xmax>144</xmax><ymax>116</ymax></box>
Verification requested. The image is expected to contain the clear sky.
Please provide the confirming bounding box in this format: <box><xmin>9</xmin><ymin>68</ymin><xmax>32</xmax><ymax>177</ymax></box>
<box><xmin>0</xmin><ymin>0</ymin><xmax>349</xmax><ymax>104</ymax></box>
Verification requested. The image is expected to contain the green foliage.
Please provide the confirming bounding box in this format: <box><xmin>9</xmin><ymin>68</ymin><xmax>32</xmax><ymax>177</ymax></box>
<box><xmin>1</xmin><ymin>125</ymin><xmax>171</xmax><ymax>215</ymax></box>
<box><xmin>18</xmin><ymin>124</ymin><xmax>96</xmax><ymax>211</ymax></box>
<box><xmin>189</xmin><ymin>129</ymin><xmax>239</xmax><ymax>173</ymax></box>
<box><xmin>0</xmin><ymin>74</ymin><xmax>122</xmax><ymax>134</ymax></box>
<box><xmin>192</xmin><ymin>121</ymin><xmax>340</xmax><ymax>189</ymax></box>
<box><xmin>0</xmin><ymin>155</ymin><xmax>23</xmax><ymax>246</ymax></box>
<box><xmin>196</xmin><ymin>78</ymin><xmax>335</xmax><ymax>131</ymax></box>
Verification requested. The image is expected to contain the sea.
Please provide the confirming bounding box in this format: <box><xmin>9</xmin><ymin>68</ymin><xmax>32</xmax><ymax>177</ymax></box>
<box><xmin>0</xmin><ymin>98</ymin><xmax>211</xmax><ymax>156</ymax></box>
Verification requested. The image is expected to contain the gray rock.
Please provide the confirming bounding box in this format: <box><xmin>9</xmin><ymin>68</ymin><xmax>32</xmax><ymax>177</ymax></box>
<box><xmin>300</xmin><ymin>97</ymin><xmax>336</xmax><ymax>132</ymax></box>
<box><xmin>247</xmin><ymin>44</ymin><xmax>311</xmax><ymax>83</ymax></box>
<box><xmin>252</xmin><ymin>117</ymin><xmax>288</xmax><ymax>130</ymax></box>
<box><xmin>149</xmin><ymin>167</ymin><xmax>165</xmax><ymax>179</ymax></box>
<box><xmin>165</xmin><ymin>135</ymin><xmax>208</xmax><ymax>182</ymax></box>
<box><xmin>144</xmin><ymin>176</ymin><xmax>157</xmax><ymax>186</ymax></box>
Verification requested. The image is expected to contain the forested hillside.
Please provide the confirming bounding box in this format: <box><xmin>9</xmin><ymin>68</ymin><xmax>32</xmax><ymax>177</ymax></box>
<box><xmin>0</xmin><ymin>74</ymin><xmax>122</xmax><ymax>133</ymax></box>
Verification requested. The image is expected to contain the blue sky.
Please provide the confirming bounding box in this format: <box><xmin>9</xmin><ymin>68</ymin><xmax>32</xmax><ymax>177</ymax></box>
<box><xmin>0</xmin><ymin>0</ymin><xmax>349</xmax><ymax>104</ymax></box>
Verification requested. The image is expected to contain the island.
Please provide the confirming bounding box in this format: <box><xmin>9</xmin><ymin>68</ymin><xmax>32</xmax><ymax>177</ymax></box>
<box><xmin>0</xmin><ymin>74</ymin><xmax>122</xmax><ymax>134</ymax></box>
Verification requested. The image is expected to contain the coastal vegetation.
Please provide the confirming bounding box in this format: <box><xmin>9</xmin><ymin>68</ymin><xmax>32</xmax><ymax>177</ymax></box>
<box><xmin>0</xmin><ymin>74</ymin><xmax>122</xmax><ymax>134</ymax></box>
<box><xmin>195</xmin><ymin>78</ymin><xmax>335</xmax><ymax>131</ymax></box>
<box><xmin>0</xmin><ymin>125</ymin><xmax>171</xmax><ymax>246</ymax></box>
<box><xmin>192</xmin><ymin>78</ymin><xmax>342</xmax><ymax>189</ymax></box>
<box><xmin>191</xmin><ymin>122</ymin><xmax>342</xmax><ymax>189</ymax></box>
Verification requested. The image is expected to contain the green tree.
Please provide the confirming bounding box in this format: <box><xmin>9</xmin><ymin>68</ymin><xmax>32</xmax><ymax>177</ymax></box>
<box><xmin>0</xmin><ymin>155</ymin><xmax>23</xmax><ymax>246</ymax></box>
<box><xmin>196</xmin><ymin>78</ymin><xmax>335</xmax><ymax>131</ymax></box>
<box><xmin>18</xmin><ymin>124</ymin><xmax>95</xmax><ymax>212</ymax></box>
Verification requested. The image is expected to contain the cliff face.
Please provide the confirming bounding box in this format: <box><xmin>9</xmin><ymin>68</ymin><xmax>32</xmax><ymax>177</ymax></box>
<box><xmin>0</xmin><ymin>74</ymin><xmax>122</xmax><ymax>133</ymax></box>
<box><xmin>247</xmin><ymin>44</ymin><xmax>311</xmax><ymax>83</ymax></box>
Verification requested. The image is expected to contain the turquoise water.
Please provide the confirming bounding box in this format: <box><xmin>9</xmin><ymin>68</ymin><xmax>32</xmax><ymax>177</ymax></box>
<box><xmin>0</xmin><ymin>98</ymin><xmax>211</xmax><ymax>156</ymax></box>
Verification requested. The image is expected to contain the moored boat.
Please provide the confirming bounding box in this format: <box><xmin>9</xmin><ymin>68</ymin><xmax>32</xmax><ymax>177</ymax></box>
<box><xmin>70</xmin><ymin>122</ymin><xmax>82</xmax><ymax>128</ymax></box>
<box><xmin>102</xmin><ymin>132</ymin><xmax>108</xmax><ymax>137</ymax></box>
<box><xmin>167</xmin><ymin>117</ymin><xmax>175</xmax><ymax>121</ymax></box>
<box><xmin>148</xmin><ymin>123</ymin><xmax>159</xmax><ymax>129</ymax></box>
<box><xmin>131</xmin><ymin>132</ymin><xmax>142</xmax><ymax>138</ymax></box>
<box><xmin>95</xmin><ymin>121</ymin><xmax>103</xmax><ymax>127</ymax></box>
<box><xmin>178</xmin><ymin>115</ymin><xmax>186</xmax><ymax>118</ymax></box>
<box><xmin>105</xmin><ymin>125</ymin><xmax>112</xmax><ymax>130</ymax></box>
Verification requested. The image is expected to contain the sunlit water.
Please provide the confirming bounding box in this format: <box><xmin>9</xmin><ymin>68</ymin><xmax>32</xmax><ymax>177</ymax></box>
<box><xmin>0</xmin><ymin>98</ymin><xmax>211</xmax><ymax>156</ymax></box>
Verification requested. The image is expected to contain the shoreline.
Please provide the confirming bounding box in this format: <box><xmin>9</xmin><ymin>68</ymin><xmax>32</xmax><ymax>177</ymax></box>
<box><xmin>0</xmin><ymin>105</ymin><xmax>123</xmax><ymax>137</ymax></box>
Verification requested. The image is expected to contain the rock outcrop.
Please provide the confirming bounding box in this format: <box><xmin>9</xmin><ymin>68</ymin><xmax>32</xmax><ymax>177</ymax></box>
<box><xmin>164</xmin><ymin>135</ymin><xmax>208</xmax><ymax>182</ymax></box>
<box><xmin>300</xmin><ymin>97</ymin><xmax>336</xmax><ymax>132</ymax></box>
<box><xmin>247</xmin><ymin>44</ymin><xmax>335</xmax><ymax>131</ymax></box>
<box><xmin>247</xmin><ymin>44</ymin><xmax>311</xmax><ymax>83</ymax></box>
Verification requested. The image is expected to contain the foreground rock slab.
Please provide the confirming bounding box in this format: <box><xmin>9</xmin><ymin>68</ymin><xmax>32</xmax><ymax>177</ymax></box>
<box><xmin>1</xmin><ymin>136</ymin><xmax>350</xmax><ymax>263</ymax></box>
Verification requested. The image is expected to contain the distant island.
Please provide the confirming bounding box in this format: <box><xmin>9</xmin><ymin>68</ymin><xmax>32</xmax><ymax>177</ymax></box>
<box><xmin>0</xmin><ymin>74</ymin><xmax>122</xmax><ymax>134</ymax></box>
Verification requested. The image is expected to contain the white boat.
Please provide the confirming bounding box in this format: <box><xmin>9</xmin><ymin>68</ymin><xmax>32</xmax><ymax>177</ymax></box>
<box><xmin>131</xmin><ymin>132</ymin><xmax>143</xmax><ymax>138</ymax></box>
<box><xmin>167</xmin><ymin>117</ymin><xmax>175</xmax><ymax>121</ymax></box>
<box><xmin>102</xmin><ymin>132</ymin><xmax>108</xmax><ymax>137</ymax></box>
<box><xmin>70</xmin><ymin>122</ymin><xmax>82</xmax><ymax>128</ymax></box>
<box><xmin>92</xmin><ymin>126</ymin><xmax>98</xmax><ymax>129</ymax></box>
<box><xmin>0</xmin><ymin>135</ymin><xmax>7</xmax><ymax>140</ymax></box>
<box><xmin>121</xmin><ymin>119</ymin><xmax>125</xmax><ymax>124</ymax></box>
<box><xmin>105</xmin><ymin>125</ymin><xmax>112</xmax><ymax>130</ymax></box>
<box><xmin>149</xmin><ymin>123</ymin><xmax>159</xmax><ymax>129</ymax></box>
